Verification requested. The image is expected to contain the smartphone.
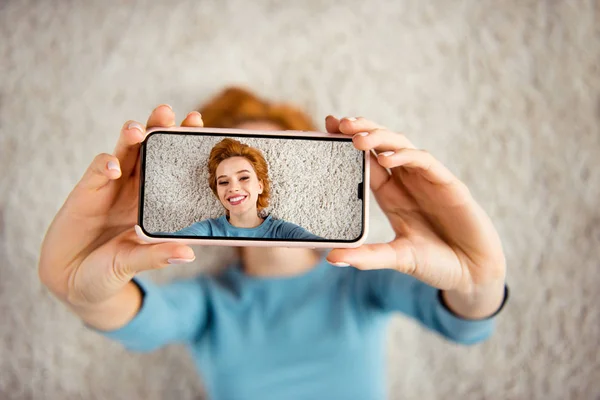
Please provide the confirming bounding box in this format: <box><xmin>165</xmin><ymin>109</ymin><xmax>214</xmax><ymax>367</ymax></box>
<box><xmin>135</xmin><ymin>127</ymin><xmax>369</xmax><ymax>248</ymax></box>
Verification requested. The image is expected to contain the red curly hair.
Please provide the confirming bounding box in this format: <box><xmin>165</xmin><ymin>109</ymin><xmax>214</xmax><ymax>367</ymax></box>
<box><xmin>200</xmin><ymin>87</ymin><xmax>317</xmax><ymax>214</ymax></box>
<box><xmin>198</xmin><ymin>87</ymin><xmax>317</xmax><ymax>131</ymax></box>
<box><xmin>208</xmin><ymin>138</ymin><xmax>271</xmax><ymax>212</ymax></box>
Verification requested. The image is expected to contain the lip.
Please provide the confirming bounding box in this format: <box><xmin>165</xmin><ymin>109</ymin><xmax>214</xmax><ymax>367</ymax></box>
<box><xmin>227</xmin><ymin>195</ymin><xmax>248</xmax><ymax>206</ymax></box>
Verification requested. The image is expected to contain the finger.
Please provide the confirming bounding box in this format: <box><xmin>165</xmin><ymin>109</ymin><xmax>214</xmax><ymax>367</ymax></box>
<box><xmin>352</xmin><ymin>128</ymin><xmax>416</xmax><ymax>153</ymax></box>
<box><xmin>146</xmin><ymin>104</ymin><xmax>176</xmax><ymax>128</ymax></box>
<box><xmin>181</xmin><ymin>111</ymin><xmax>205</xmax><ymax>127</ymax></box>
<box><xmin>114</xmin><ymin>241</ymin><xmax>196</xmax><ymax>279</ymax></box>
<box><xmin>132</xmin><ymin>152</ymin><xmax>142</xmax><ymax>180</ymax></box>
<box><xmin>131</xmin><ymin>104</ymin><xmax>175</xmax><ymax>180</ymax></box>
<box><xmin>338</xmin><ymin>117</ymin><xmax>385</xmax><ymax>135</ymax></box>
<box><xmin>326</xmin><ymin>240</ymin><xmax>416</xmax><ymax>274</ymax></box>
<box><xmin>369</xmin><ymin>151</ymin><xmax>391</xmax><ymax>191</ymax></box>
<box><xmin>325</xmin><ymin>115</ymin><xmax>341</xmax><ymax>133</ymax></box>
<box><xmin>113</xmin><ymin>120</ymin><xmax>145</xmax><ymax>178</ymax></box>
<box><xmin>77</xmin><ymin>153</ymin><xmax>122</xmax><ymax>191</ymax></box>
<box><xmin>377</xmin><ymin>148</ymin><xmax>457</xmax><ymax>185</ymax></box>
<box><xmin>326</xmin><ymin>115</ymin><xmax>390</xmax><ymax>190</ymax></box>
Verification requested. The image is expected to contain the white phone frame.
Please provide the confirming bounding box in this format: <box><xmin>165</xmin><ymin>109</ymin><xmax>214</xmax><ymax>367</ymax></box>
<box><xmin>135</xmin><ymin>126</ymin><xmax>369</xmax><ymax>248</ymax></box>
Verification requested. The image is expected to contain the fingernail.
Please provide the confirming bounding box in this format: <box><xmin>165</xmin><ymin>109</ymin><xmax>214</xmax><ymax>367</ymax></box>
<box><xmin>168</xmin><ymin>258</ymin><xmax>195</xmax><ymax>264</ymax></box>
<box><xmin>157</xmin><ymin>104</ymin><xmax>173</xmax><ymax>111</ymax></box>
<box><xmin>127</xmin><ymin>122</ymin><xmax>144</xmax><ymax>133</ymax></box>
<box><xmin>107</xmin><ymin>161</ymin><xmax>120</xmax><ymax>172</ymax></box>
<box><xmin>353</xmin><ymin>132</ymin><xmax>369</xmax><ymax>138</ymax></box>
<box><xmin>379</xmin><ymin>151</ymin><xmax>395</xmax><ymax>157</ymax></box>
<box><xmin>187</xmin><ymin>111</ymin><xmax>202</xmax><ymax>118</ymax></box>
<box><xmin>329</xmin><ymin>261</ymin><xmax>351</xmax><ymax>267</ymax></box>
<box><xmin>345</xmin><ymin>117</ymin><xmax>357</xmax><ymax>121</ymax></box>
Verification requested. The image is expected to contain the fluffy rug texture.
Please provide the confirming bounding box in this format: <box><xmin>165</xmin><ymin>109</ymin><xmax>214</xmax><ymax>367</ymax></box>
<box><xmin>143</xmin><ymin>133</ymin><xmax>363</xmax><ymax>240</ymax></box>
<box><xmin>0</xmin><ymin>0</ymin><xmax>599</xmax><ymax>399</ymax></box>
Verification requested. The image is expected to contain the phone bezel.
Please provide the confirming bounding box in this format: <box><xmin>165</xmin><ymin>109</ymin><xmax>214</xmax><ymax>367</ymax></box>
<box><xmin>136</xmin><ymin>126</ymin><xmax>370</xmax><ymax>248</ymax></box>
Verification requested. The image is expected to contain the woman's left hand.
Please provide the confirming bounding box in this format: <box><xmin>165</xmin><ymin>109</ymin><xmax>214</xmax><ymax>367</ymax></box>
<box><xmin>325</xmin><ymin>116</ymin><xmax>506</xmax><ymax>318</ymax></box>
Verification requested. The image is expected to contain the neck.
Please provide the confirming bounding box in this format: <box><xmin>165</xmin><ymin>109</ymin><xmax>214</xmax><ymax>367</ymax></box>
<box><xmin>240</xmin><ymin>247</ymin><xmax>321</xmax><ymax>277</ymax></box>
<box><xmin>228</xmin><ymin>209</ymin><xmax>263</xmax><ymax>228</ymax></box>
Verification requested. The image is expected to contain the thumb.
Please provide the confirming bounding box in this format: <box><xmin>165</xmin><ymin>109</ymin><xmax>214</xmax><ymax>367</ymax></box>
<box><xmin>113</xmin><ymin>241</ymin><xmax>196</xmax><ymax>279</ymax></box>
<box><xmin>326</xmin><ymin>241</ymin><xmax>416</xmax><ymax>273</ymax></box>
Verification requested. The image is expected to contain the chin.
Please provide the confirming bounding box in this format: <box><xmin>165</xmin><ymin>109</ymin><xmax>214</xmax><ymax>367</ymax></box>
<box><xmin>231</xmin><ymin>208</ymin><xmax>250</xmax><ymax>217</ymax></box>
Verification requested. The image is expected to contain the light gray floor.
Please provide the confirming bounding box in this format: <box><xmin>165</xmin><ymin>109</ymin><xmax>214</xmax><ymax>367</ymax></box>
<box><xmin>1</xmin><ymin>1</ymin><xmax>599</xmax><ymax>399</ymax></box>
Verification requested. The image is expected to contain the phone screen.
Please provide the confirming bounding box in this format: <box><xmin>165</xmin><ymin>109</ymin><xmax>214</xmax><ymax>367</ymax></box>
<box><xmin>139</xmin><ymin>131</ymin><xmax>366</xmax><ymax>243</ymax></box>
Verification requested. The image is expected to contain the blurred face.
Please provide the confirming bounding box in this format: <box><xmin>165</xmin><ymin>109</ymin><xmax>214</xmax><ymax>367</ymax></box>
<box><xmin>216</xmin><ymin>157</ymin><xmax>264</xmax><ymax>217</ymax></box>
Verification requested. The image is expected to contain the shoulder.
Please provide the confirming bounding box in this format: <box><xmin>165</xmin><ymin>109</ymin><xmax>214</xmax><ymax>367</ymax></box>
<box><xmin>269</xmin><ymin>216</ymin><xmax>298</xmax><ymax>228</ymax></box>
<box><xmin>269</xmin><ymin>217</ymin><xmax>303</xmax><ymax>234</ymax></box>
<box><xmin>205</xmin><ymin>216</ymin><xmax>226</xmax><ymax>226</ymax></box>
<box><xmin>269</xmin><ymin>217</ymin><xmax>321</xmax><ymax>240</ymax></box>
<box><xmin>175</xmin><ymin>219</ymin><xmax>216</xmax><ymax>235</ymax></box>
<box><xmin>268</xmin><ymin>216</ymin><xmax>309</xmax><ymax>232</ymax></box>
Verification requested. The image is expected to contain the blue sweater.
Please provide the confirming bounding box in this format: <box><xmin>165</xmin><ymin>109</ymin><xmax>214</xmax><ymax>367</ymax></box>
<box><xmin>167</xmin><ymin>215</ymin><xmax>322</xmax><ymax>240</ymax></box>
<box><xmin>100</xmin><ymin>257</ymin><xmax>497</xmax><ymax>400</ymax></box>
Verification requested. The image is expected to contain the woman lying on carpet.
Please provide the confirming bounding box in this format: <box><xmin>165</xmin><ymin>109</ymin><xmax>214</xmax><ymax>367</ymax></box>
<box><xmin>38</xmin><ymin>87</ymin><xmax>509</xmax><ymax>400</ymax></box>
<box><xmin>161</xmin><ymin>137</ymin><xmax>321</xmax><ymax>240</ymax></box>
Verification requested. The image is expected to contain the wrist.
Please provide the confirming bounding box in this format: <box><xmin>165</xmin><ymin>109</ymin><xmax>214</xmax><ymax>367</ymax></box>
<box><xmin>67</xmin><ymin>281</ymin><xmax>143</xmax><ymax>331</ymax></box>
<box><xmin>441</xmin><ymin>279</ymin><xmax>507</xmax><ymax>320</ymax></box>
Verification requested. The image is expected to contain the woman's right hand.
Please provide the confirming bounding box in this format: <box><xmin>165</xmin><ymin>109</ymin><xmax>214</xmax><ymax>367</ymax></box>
<box><xmin>39</xmin><ymin>105</ymin><xmax>204</xmax><ymax>311</ymax></box>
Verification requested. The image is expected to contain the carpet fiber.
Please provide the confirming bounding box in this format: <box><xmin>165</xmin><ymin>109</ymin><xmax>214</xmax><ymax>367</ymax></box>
<box><xmin>1</xmin><ymin>0</ymin><xmax>599</xmax><ymax>399</ymax></box>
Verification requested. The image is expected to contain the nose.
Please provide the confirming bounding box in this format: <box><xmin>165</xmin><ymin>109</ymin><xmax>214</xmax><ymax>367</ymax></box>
<box><xmin>228</xmin><ymin>182</ymin><xmax>241</xmax><ymax>192</ymax></box>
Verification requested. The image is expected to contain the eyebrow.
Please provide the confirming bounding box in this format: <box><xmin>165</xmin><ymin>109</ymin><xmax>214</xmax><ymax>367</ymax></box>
<box><xmin>217</xmin><ymin>169</ymin><xmax>251</xmax><ymax>180</ymax></box>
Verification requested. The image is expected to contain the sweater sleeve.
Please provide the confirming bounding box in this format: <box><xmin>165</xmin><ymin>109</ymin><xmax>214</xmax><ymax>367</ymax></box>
<box><xmin>95</xmin><ymin>276</ymin><xmax>209</xmax><ymax>352</ymax></box>
<box><xmin>361</xmin><ymin>269</ymin><xmax>505</xmax><ymax>345</ymax></box>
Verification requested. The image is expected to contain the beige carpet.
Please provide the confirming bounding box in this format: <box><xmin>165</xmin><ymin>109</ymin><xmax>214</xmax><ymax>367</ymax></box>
<box><xmin>1</xmin><ymin>0</ymin><xmax>599</xmax><ymax>399</ymax></box>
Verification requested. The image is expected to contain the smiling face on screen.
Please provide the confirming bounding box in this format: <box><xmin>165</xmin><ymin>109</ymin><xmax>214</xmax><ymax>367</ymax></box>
<box><xmin>215</xmin><ymin>157</ymin><xmax>264</xmax><ymax>218</ymax></box>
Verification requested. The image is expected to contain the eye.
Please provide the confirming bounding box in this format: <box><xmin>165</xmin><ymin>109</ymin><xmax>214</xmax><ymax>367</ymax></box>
<box><xmin>240</xmin><ymin>176</ymin><xmax>249</xmax><ymax>181</ymax></box>
<box><xmin>218</xmin><ymin>181</ymin><xmax>228</xmax><ymax>186</ymax></box>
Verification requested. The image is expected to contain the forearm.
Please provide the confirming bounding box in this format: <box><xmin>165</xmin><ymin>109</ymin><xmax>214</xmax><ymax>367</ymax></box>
<box><xmin>441</xmin><ymin>279</ymin><xmax>506</xmax><ymax>320</ymax></box>
<box><xmin>67</xmin><ymin>281</ymin><xmax>142</xmax><ymax>331</ymax></box>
